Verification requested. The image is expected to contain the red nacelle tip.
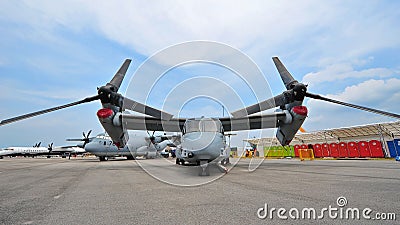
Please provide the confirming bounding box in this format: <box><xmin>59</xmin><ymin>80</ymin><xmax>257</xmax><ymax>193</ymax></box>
<box><xmin>114</xmin><ymin>142</ymin><xmax>121</xmax><ymax>148</ymax></box>
<box><xmin>292</xmin><ymin>106</ymin><xmax>308</xmax><ymax>116</ymax></box>
<box><xmin>97</xmin><ymin>108</ymin><xmax>114</xmax><ymax>119</ymax></box>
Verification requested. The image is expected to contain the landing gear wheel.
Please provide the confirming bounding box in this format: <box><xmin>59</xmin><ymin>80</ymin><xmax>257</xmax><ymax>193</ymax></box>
<box><xmin>99</xmin><ymin>156</ymin><xmax>108</xmax><ymax>161</ymax></box>
<box><xmin>176</xmin><ymin>158</ymin><xmax>185</xmax><ymax>165</ymax></box>
<box><xmin>126</xmin><ymin>155</ymin><xmax>135</xmax><ymax>160</ymax></box>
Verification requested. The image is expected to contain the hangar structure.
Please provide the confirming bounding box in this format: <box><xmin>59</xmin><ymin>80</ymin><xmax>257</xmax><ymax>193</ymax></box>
<box><xmin>245</xmin><ymin>120</ymin><xmax>400</xmax><ymax>158</ymax></box>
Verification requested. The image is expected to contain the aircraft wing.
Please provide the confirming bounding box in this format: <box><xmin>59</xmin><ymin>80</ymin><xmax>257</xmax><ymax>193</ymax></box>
<box><xmin>220</xmin><ymin>111</ymin><xmax>285</xmax><ymax>131</ymax></box>
<box><xmin>122</xmin><ymin>115</ymin><xmax>186</xmax><ymax>132</ymax></box>
<box><xmin>122</xmin><ymin>111</ymin><xmax>286</xmax><ymax>132</ymax></box>
<box><xmin>51</xmin><ymin>146</ymin><xmax>86</xmax><ymax>154</ymax></box>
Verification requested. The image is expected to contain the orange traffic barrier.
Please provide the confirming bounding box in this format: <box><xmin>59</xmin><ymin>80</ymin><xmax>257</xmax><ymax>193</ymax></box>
<box><xmin>299</xmin><ymin>148</ymin><xmax>314</xmax><ymax>161</ymax></box>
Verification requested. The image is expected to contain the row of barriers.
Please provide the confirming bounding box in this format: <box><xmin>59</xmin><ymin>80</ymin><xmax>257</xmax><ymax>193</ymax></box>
<box><xmin>262</xmin><ymin>140</ymin><xmax>387</xmax><ymax>159</ymax></box>
<box><xmin>294</xmin><ymin>140</ymin><xmax>384</xmax><ymax>158</ymax></box>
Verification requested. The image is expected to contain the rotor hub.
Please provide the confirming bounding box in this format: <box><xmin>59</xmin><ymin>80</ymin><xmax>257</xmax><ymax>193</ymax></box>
<box><xmin>292</xmin><ymin>83</ymin><xmax>307</xmax><ymax>101</ymax></box>
<box><xmin>98</xmin><ymin>86</ymin><xmax>123</xmax><ymax>107</ymax></box>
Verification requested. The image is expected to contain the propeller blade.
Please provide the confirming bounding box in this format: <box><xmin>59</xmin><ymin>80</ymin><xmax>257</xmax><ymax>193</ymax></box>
<box><xmin>106</xmin><ymin>59</ymin><xmax>132</xmax><ymax>92</ymax></box>
<box><xmin>305</xmin><ymin>92</ymin><xmax>400</xmax><ymax>119</ymax></box>
<box><xmin>66</xmin><ymin>138</ymin><xmax>85</xmax><ymax>141</ymax></box>
<box><xmin>123</xmin><ymin>97</ymin><xmax>173</xmax><ymax>120</ymax></box>
<box><xmin>231</xmin><ymin>93</ymin><xmax>287</xmax><ymax>117</ymax></box>
<box><xmin>0</xmin><ymin>95</ymin><xmax>100</xmax><ymax>126</ymax></box>
<box><xmin>146</xmin><ymin>131</ymin><xmax>151</xmax><ymax>147</ymax></box>
<box><xmin>232</xmin><ymin>57</ymin><xmax>307</xmax><ymax>118</ymax></box>
<box><xmin>87</xmin><ymin>130</ymin><xmax>92</xmax><ymax>138</ymax></box>
<box><xmin>272</xmin><ymin>57</ymin><xmax>298</xmax><ymax>90</ymax></box>
<box><xmin>48</xmin><ymin>143</ymin><xmax>53</xmax><ymax>151</ymax></box>
<box><xmin>1</xmin><ymin>59</ymin><xmax>133</xmax><ymax>127</ymax></box>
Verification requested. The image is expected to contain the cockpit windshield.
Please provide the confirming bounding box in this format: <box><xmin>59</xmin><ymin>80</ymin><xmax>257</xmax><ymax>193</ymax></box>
<box><xmin>183</xmin><ymin>118</ymin><xmax>223</xmax><ymax>134</ymax></box>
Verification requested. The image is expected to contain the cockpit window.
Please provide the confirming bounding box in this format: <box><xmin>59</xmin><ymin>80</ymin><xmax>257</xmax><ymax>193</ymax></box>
<box><xmin>183</xmin><ymin>118</ymin><xmax>223</xmax><ymax>134</ymax></box>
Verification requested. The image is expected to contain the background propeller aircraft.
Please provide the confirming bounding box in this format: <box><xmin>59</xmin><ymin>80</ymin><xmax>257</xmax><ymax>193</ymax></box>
<box><xmin>82</xmin><ymin>132</ymin><xmax>177</xmax><ymax>161</ymax></box>
<box><xmin>66</xmin><ymin>129</ymin><xmax>178</xmax><ymax>161</ymax></box>
<box><xmin>1</xmin><ymin>57</ymin><xmax>399</xmax><ymax>175</ymax></box>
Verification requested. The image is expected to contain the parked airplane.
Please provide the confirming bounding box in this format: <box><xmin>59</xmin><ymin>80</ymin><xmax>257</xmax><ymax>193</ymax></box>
<box><xmin>0</xmin><ymin>143</ymin><xmax>84</xmax><ymax>159</ymax></box>
<box><xmin>83</xmin><ymin>132</ymin><xmax>175</xmax><ymax>161</ymax></box>
<box><xmin>66</xmin><ymin>130</ymin><xmax>95</xmax><ymax>148</ymax></box>
<box><xmin>1</xmin><ymin>57</ymin><xmax>399</xmax><ymax>175</ymax></box>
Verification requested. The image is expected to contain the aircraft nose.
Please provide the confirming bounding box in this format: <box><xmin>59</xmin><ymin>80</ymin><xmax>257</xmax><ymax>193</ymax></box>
<box><xmin>84</xmin><ymin>142</ymin><xmax>97</xmax><ymax>153</ymax></box>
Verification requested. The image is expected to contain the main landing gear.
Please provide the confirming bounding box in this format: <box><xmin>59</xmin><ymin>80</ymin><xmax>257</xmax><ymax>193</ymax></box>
<box><xmin>99</xmin><ymin>156</ymin><xmax>108</xmax><ymax>161</ymax></box>
<box><xmin>176</xmin><ymin>158</ymin><xmax>185</xmax><ymax>165</ymax></box>
<box><xmin>126</xmin><ymin>155</ymin><xmax>135</xmax><ymax>160</ymax></box>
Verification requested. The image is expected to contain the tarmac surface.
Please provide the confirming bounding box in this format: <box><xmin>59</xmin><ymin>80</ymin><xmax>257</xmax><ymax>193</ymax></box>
<box><xmin>0</xmin><ymin>157</ymin><xmax>398</xmax><ymax>225</ymax></box>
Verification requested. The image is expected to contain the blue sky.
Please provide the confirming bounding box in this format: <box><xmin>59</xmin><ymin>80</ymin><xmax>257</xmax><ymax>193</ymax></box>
<box><xmin>0</xmin><ymin>1</ymin><xmax>399</xmax><ymax>148</ymax></box>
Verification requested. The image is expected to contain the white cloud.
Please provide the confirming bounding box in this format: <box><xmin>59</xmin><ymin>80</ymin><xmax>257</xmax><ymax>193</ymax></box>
<box><xmin>305</xmin><ymin>78</ymin><xmax>400</xmax><ymax>130</ymax></box>
<box><xmin>2</xmin><ymin>0</ymin><xmax>397</xmax><ymax>63</ymax></box>
<box><xmin>332</xmin><ymin>78</ymin><xmax>400</xmax><ymax>104</ymax></box>
<box><xmin>302</xmin><ymin>63</ymin><xmax>394</xmax><ymax>84</ymax></box>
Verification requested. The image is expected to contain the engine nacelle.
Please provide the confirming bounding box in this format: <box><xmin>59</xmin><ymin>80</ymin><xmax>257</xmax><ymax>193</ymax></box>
<box><xmin>276</xmin><ymin>106</ymin><xmax>307</xmax><ymax>146</ymax></box>
<box><xmin>97</xmin><ymin>108</ymin><xmax>128</xmax><ymax>148</ymax></box>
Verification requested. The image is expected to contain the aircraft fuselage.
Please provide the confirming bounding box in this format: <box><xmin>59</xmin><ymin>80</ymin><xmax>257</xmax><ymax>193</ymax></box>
<box><xmin>84</xmin><ymin>131</ymin><xmax>170</xmax><ymax>159</ymax></box>
<box><xmin>176</xmin><ymin>131</ymin><xmax>228</xmax><ymax>164</ymax></box>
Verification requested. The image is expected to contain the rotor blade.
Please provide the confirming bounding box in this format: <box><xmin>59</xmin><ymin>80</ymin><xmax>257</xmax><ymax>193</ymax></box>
<box><xmin>231</xmin><ymin>93</ymin><xmax>286</xmax><ymax>118</ymax></box>
<box><xmin>0</xmin><ymin>95</ymin><xmax>100</xmax><ymax>126</ymax></box>
<box><xmin>106</xmin><ymin>59</ymin><xmax>132</xmax><ymax>92</ymax></box>
<box><xmin>123</xmin><ymin>97</ymin><xmax>173</xmax><ymax>120</ymax></box>
<box><xmin>305</xmin><ymin>92</ymin><xmax>400</xmax><ymax>119</ymax></box>
<box><xmin>272</xmin><ymin>57</ymin><xmax>298</xmax><ymax>90</ymax></box>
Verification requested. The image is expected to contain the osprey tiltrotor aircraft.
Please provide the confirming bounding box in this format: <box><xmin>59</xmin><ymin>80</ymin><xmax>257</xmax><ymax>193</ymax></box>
<box><xmin>1</xmin><ymin>57</ymin><xmax>399</xmax><ymax>175</ymax></box>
